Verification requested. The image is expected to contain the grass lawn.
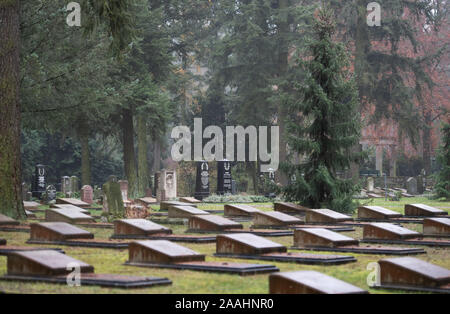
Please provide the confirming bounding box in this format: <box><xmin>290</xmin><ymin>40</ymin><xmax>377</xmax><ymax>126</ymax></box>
<box><xmin>0</xmin><ymin>197</ymin><xmax>448</xmax><ymax>294</ymax></box>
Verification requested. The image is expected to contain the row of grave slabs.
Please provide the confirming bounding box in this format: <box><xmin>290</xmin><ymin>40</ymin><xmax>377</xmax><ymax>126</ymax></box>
<box><xmin>1</xmin><ymin>199</ymin><xmax>449</xmax><ymax>293</ymax></box>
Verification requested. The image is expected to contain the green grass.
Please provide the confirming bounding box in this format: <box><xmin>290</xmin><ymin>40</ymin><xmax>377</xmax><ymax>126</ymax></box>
<box><xmin>0</xmin><ymin>197</ymin><xmax>448</xmax><ymax>294</ymax></box>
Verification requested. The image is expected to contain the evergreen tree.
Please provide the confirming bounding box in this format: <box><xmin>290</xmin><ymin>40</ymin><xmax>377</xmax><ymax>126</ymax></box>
<box><xmin>434</xmin><ymin>122</ymin><xmax>450</xmax><ymax>200</ymax></box>
<box><xmin>283</xmin><ymin>7</ymin><xmax>362</xmax><ymax>214</ymax></box>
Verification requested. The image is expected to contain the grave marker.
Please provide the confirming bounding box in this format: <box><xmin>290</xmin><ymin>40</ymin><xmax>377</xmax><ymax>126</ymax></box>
<box><xmin>194</xmin><ymin>161</ymin><xmax>210</xmax><ymax>200</ymax></box>
<box><xmin>61</xmin><ymin>176</ymin><xmax>71</xmax><ymax>196</ymax></box>
<box><xmin>23</xmin><ymin>201</ymin><xmax>40</xmax><ymax>211</ymax></box>
<box><xmin>377</xmin><ymin>257</ymin><xmax>450</xmax><ymax>293</ymax></box>
<box><xmin>179</xmin><ymin>197</ymin><xmax>202</xmax><ymax>204</ymax></box>
<box><xmin>216</xmin><ymin>233</ymin><xmax>357</xmax><ymax>265</ymax></box>
<box><xmin>253</xmin><ymin>211</ymin><xmax>302</xmax><ymax>227</ymax></box>
<box><xmin>188</xmin><ymin>215</ymin><xmax>243</xmax><ymax>232</ymax></box>
<box><xmin>358</xmin><ymin>206</ymin><xmax>402</xmax><ymax>220</ymax></box>
<box><xmin>406</xmin><ymin>177</ymin><xmax>418</xmax><ymax>195</ymax></box>
<box><xmin>136</xmin><ymin>197</ymin><xmax>157</xmax><ymax>208</ymax></box>
<box><xmin>224</xmin><ymin>204</ymin><xmax>261</xmax><ymax>217</ymax></box>
<box><xmin>217</xmin><ymin>160</ymin><xmax>232</xmax><ymax>195</ymax></box>
<box><xmin>51</xmin><ymin>204</ymin><xmax>90</xmax><ymax>214</ymax></box>
<box><xmin>1</xmin><ymin>250</ymin><xmax>171</xmax><ymax>288</ymax></box>
<box><xmin>366</xmin><ymin>177</ymin><xmax>375</xmax><ymax>192</ymax></box>
<box><xmin>32</xmin><ymin>164</ymin><xmax>46</xmax><ymax>199</ymax></box>
<box><xmin>102</xmin><ymin>179</ymin><xmax>125</xmax><ymax>216</ymax></box>
<box><xmin>168</xmin><ymin>205</ymin><xmax>209</xmax><ymax>219</ymax></box>
<box><xmin>80</xmin><ymin>185</ymin><xmax>94</xmax><ymax>205</ymax></box>
<box><xmin>363</xmin><ymin>223</ymin><xmax>422</xmax><ymax>240</ymax></box>
<box><xmin>405</xmin><ymin>204</ymin><xmax>446</xmax><ymax>217</ymax></box>
<box><xmin>30</xmin><ymin>222</ymin><xmax>94</xmax><ymax>242</ymax></box>
<box><xmin>126</xmin><ymin>240</ymin><xmax>278</xmax><ymax>275</ymax></box>
<box><xmin>45</xmin><ymin>208</ymin><xmax>95</xmax><ymax>224</ymax></box>
<box><xmin>70</xmin><ymin>176</ymin><xmax>79</xmax><ymax>193</ymax></box>
<box><xmin>293</xmin><ymin>228</ymin><xmax>425</xmax><ymax>255</ymax></box>
<box><xmin>56</xmin><ymin>198</ymin><xmax>90</xmax><ymax>208</ymax></box>
<box><xmin>305</xmin><ymin>209</ymin><xmax>352</xmax><ymax>224</ymax></box>
<box><xmin>160</xmin><ymin>201</ymin><xmax>198</xmax><ymax>211</ymax></box>
<box><xmin>274</xmin><ymin>202</ymin><xmax>310</xmax><ymax>215</ymax></box>
<box><xmin>114</xmin><ymin>219</ymin><xmax>172</xmax><ymax>237</ymax></box>
<box><xmin>269</xmin><ymin>271</ymin><xmax>368</xmax><ymax>294</ymax></box>
<box><xmin>118</xmin><ymin>180</ymin><xmax>129</xmax><ymax>202</ymax></box>
<box><xmin>0</xmin><ymin>214</ymin><xmax>19</xmax><ymax>226</ymax></box>
<box><xmin>423</xmin><ymin>218</ymin><xmax>450</xmax><ymax>237</ymax></box>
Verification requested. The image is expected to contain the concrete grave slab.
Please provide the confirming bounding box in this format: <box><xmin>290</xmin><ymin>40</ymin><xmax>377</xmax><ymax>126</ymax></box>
<box><xmin>215</xmin><ymin>233</ymin><xmax>356</xmax><ymax>265</ymax></box>
<box><xmin>0</xmin><ymin>247</ymin><xmax>64</xmax><ymax>257</ymax></box>
<box><xmin>363</xmin><ymin>223</ymin><xmax>421</xmax><ymax>240</ymax></box>
<box><xmin>168</xmin><ymin>205</ymin><xmax>209</xmax><ymax>219</ymax></box>
<box><xmin>113</xmin><ymin>219</ymin><xmax>172</xmax><ymax>237</ymax></box>
<box><xmin>0</xmin><ymin>250</ymin><xmax>171</xmax><ymax>288</ymax></box>
<box><xmin>126</xmin><ymin>240</ymin><xmax>278</xmax><ymax>276</ymax></box>
<box><xmin>306</xmin><ymin>209</ymin><xmax>353</xmax><ymax>224</ymax></box>
<box><xmin>358</xmin><ymin>206</ymin><xmax>402</xmax><ymax>220</ymax></box>
<box><xmin>136</xmin><ymin>197</ymin><xmax>157</xmax><ymax>208</ymax></box>
<box><xmin>179</xmin><ymin>197</ymin><xmax>202</xmax><ymax>204</ymax></box>
<box><xmin>0</xmin><ymin>214</ymin><xmax>19</xmax><ymax>226</ymax></box>
<box><xmin>292</xmin><ymin>228</ymin><xmax>425</xmax><ymax>255</ymax></box>
<box><xmin>23</xmin><ymin>201</ymin><xmax>41</xmax><ymax>211</ymax></box>
<box><xmin>253</xmin><ymin>211</ymin><xmax>302</xmax><ymax>228</ymax></box>
<box><xmin>423</xmin><ymin>218</ymin><xmax>450</xmax><ymax>237</ymax></box>
<box><xmin>274</xmin><ymin>202</ymin><xmax>310</xmax><ymax>215</ymax></box>
<box><xmin>45</xmin><ymin>208</ymin><xmax>95</xmax><ymax>224</ymax></box>
<box><xmin>188</xmin><ymin>215</ymin><xmax>243</xmax><ymax>232</ymax></box>
<box><xmin>29</xmin><ymin>222</ymin><xmax>94</xmax><ymax>242</ymax></box>
<box><xmin>376</xmin><ymin>257</ymin><xmax>450</xmax><ymax>293</ymax></box>
<box><xmin>50</xmin><ymin>204</ymin><xmax>90</xmax><ymax>214</ymax></box>
<box><xmin>405</xmin><ymin>204</ymin><xmax>447</xmax><ymax>217</ymax></box>
<box><xmin>160</xmin><ymin>201</ymin><xmax>198</xmax><ymax>211</ymax></box>
<box><xmin>224</xmin><ymin>204</ymin><xmax>261</xmax><ymax>217</ymax></box>
<box><xmin>55</xmin><ymin>198</ymin><xmax>90</xmax><ymax>208</ymax></box>
<box><xmin>269</xmin><ymin>271</ymin><xmax>368</xmax><ymax>294</ymax></box>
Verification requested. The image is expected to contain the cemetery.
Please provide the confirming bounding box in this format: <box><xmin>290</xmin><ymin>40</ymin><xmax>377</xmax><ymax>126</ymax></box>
<box><xmin>0</xmin><ymin>0</ymin><xmax>449</xmax><ymax>297</ymax></box>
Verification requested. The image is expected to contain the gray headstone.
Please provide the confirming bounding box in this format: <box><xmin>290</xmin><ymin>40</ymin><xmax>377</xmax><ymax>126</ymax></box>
<box><xmin>406</xmin><ymin>177</ymin><xmax>418</xmax><ymax>195</ymax></box>
<box><xmin>416</xmin><ymin>176</ymin><xmax>424</xmax><ymax>195</ymax></box>
<box><xmin>367</xmin><ymin>177</ymin><xmax>375</xmax><ymax>192</ymax></box>
<box><xmin>80</xmin><ymin>185</ymin><xmax>94</xmax><ymax>205</ymax></box>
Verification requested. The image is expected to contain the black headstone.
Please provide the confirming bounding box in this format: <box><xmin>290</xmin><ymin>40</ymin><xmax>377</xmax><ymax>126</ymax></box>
<box><xmin>217</xmin><ymin>160</ymin><xmax>232</xmax><ymax>195</ymax></box>
<box><xmin>194</xmin><ymin>161</ymin><xmax>210</xmax><ymax>200</ymax></box>
<box><xmin>32</xmin><ymin>164</ymin><xmax>46</xmax><ymax>199</ymax></box>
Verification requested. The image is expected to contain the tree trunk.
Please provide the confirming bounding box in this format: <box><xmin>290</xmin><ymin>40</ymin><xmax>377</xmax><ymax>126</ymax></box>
<box><xmin>0</xmin><ymin>1</ymin><xmax>25</xmax><ymax>219</ymax></box>
<box><xmin>79</xmin><ymin>127</ymin><xmax>91</xmax><ymax>186</ymax></box>
<box><xmin>423</xmin><ymin>111</ymin><xmax>432</xmax><ymax>175</ymax></box>
<box><xmin>137</xmin><ymin>115</ymin><xmax>149</xmax><ymax>197</ymax></box>
<box><xmin>350</xmin><ymin>0</ymin><xmax>371</xmax><ymax>182</ymax></box>
<box><xmin>276</xmin><ymin>0</ymin><xmax>289</xmax><ymax>186</ymax></box>
<box><xmin>122</xmin><ymin>107</ymin><xmax>138</xmax><ymax>198</ymax></box>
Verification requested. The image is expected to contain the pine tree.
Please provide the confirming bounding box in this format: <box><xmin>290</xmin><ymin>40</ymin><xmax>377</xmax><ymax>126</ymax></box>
<box><xmin>283</xmin><ymin>6</ymin><xmax>362</xmax><ymax>214</ymax></box>
<box><xmin>434</xmin><ymin>122</ymin><xmax>450</xmax><ymax>200</ymax></box>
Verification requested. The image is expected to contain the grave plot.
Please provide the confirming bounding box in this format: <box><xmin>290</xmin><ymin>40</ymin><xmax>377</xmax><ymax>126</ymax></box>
<box><xmin>27</xmin><ymin>222</ymin><xmax>128</xmax><ymax>249</ymax></box>
<box><xmin>269</xmin><ymin>271</ymin><xmax>368</xmax><ymax>294</ymax></box>
<box><xmin>23</xmin><ymin>201</ymin><xmax>41</xmax><ymax>211</ymax></box>
<box><xmin>375</xmin><ymin>257</ymin><xmax>450</xmax><ymax>293</ymax></box>
<box><xmin>0</xmin><ymin>214</ymin><xmax>20</xmax><ymax>226</ymax></box>
<box><xmin>188</xmin><ymin>215</ymin><xmax>243</xmax><ymax>232</ymax></box>
<box><xmin>224</xmin><ymin>204</ymin><xmax>261</xmax><ymax>218</ymax></box>
<box><xmin>274</xmin><ymin>202</ymin><xmax>310</xmax><ymax>216</ymax></box>
<box><xmin>0</xmin><ymin>250</ymin><xmax>171</xmax><ymax>288</ymax></box>
<box><xmin>357</xmin><ymin>206</ymin><xmax>422</xmax><ymax>224</ymax></box>
<box><xmin>305</xmin><ymin>209</ymin><xmax>353</xmax><ymax>224</ymax></box>
<box><xmin>136</xmin><ymin>197</ymin><xmax>157</xmax><ymax>208</ymax></box>
<box><xmin>50</xmin><ymin>204</ymin><xmax>90</xmax><ymax>214</ymax></box>
<box><xmin>0</xmin><ymin>246</ymin><xmax>64</xmax><ymax>257</ymax></box>
<box><xmin>168</xmin><ymin>205</ymin><xmax>209</xmax><ymax>219</ymax></box>
<box><xmin>125</xmin><ymin>240</ymin><xmax>278</xmax><ymax>276</ymax></box>
<box><xmin>179</xmin><ymin>197</ymin><xmax>202</xmax><ymax>204</ymax></box>
<box><xmin>423</xmin><ymin>218</ymin><xmax>450</xmax><ymax>237</ymax></box>
<box><xmin>362</xmin><ymin>223</ymin><xmax>450</xmax><ymax>247</ymax></box>
<box><xmin>367</xmin><ymin>193</ymin><xmax>383</xmax><ymax>199</ymax></box>
<box><xmin>215</xmin><ymin>233</ymin><xmax>356</xmax><ymax>265</ymax></box>
<box><xmin>111</xmin><ymin>219</ymin><xmax>216</xmax><ymax>243</ymax></box>
<box><xmin>160</xmin><ymin>201</ymin><xmax>198</xmax><ymax>211</ymax></box>
<box><xmin>292</xmin><ymin>228</ymin><xmax>425</xmax><ymax>255</ymax></box>
<box><xmin>253</xmin><ymin>211</ymin><xmax>302</xmax><ymax>228</ymax></box>
<box><xmin>187</xmin><ymin>215</ymin><xmax>291</xmax><ymax>237</ymax></box>
<box><xmin>404</xmin><ymin>204</ymin><xmax>447</xmax><ymax>217</ymax></box>
<box><xmin>292</xmin><ymin>224</ymin><xmax>355</xmax><ymax>232</ymax></box>
<box><xmin>55</xmin><ymin>198</ymin><xmax>90</xmax><ymax>208</ymax></box>
<box><xmin>45</xmin><ymin>208</ymin><xmax>95</xmax><ymax>224</ymax></box>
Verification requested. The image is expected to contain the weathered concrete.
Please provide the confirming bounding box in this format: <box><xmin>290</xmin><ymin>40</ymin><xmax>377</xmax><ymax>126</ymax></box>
<box><xmin>30</xmin><ymin>222</ymin><xmax>94</xmax><ymax>242</ymax></box>
<box><xmin>216</xmin><ymin>233</ymin><xmax>286</xmax><ymax>255</ymax></box>
<box><xmin>188</xmin><ymin>215</ymin><xmax>243</xmax><ymax>231</ymax></box>
<box><xmin>224</xmin><ymin>204</ymin><xmax>261</xmax><ymax>217</ymax></box>
<box><xmin>363</xmin><ymin>223</ymin><xmax>421</xmax><ymax>240</ymax></box>
<box><xmin>45</xmin><ymin>208</ymin><xmax>95</xmax><ymax>224</ymax></box>
<box><xmin>168</xmin><ymin>205</ymin><xmax>209</xmax><ymax>219</ymax></box>
<box><xmin>405</xmin><ymin>204</ymin><xmax>446</xmax><ymax>217</ymax></box>
<box><xmin>358</xmin><ymin>206</ymin><xmax>402</xmax><ymax>220</ymax></box>
<box><xmin>253</xmin><ymin>211</ymin><xmax>302</xmax><ymax>227</ymax></box>
<box><xmin>55</xmin><ymin>198</ymin><xmax>90</xmax><ymax>208</ymax></box>
<box><xmin>306</xmin><ymin>209</ymin><xmax>352</xmax><ymax>224</ymax></box>
<box><xmin>294</xmin><ymin>228</ymin><xmax>359</xmax><ymax>248</ymax></box>
<box><xmin>274</xmin><ymin>202</ymin><xmax>310</xmax><ymax>215</ymax></box>
<box><xmin>114</xmin><ymin>219</ymin><xmax>172</xmax><ymax>236</ymax></box>
<box><xmin>269</xmin><ymin>271</ymin><xmax>368</xmax><ymax>294</ymax></box>
<box><xmin>423</xmin><ymin>218</ymin><xmax>450</xmax><ymax>237</ymax></box>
